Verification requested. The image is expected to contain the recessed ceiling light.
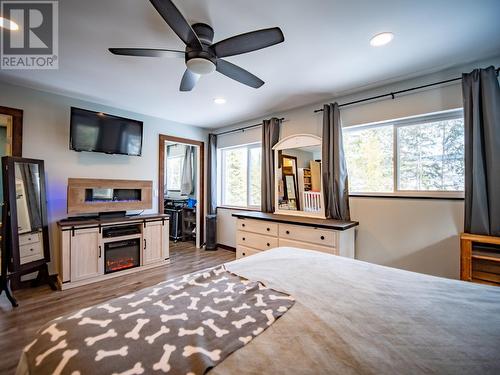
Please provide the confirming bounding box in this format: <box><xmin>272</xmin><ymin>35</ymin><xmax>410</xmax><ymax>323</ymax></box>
<box><xmin>370</xmin><ymin>32</ymin><xmax>394</xmax><ymax>47</ymax></box>
<box><xmin>0</xmin><ymin>17</ymin><xmax>19</xmax><ymax>31</ymax></box>
<box><xmin>214</xmin><ymin>98</ymin><xmax>226</xmax><ymax>105</ymax></box>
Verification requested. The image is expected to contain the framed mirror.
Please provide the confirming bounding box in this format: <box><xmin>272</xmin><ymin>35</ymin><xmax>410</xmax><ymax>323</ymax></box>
<box><xmin>273</xmin><ymin>134</ymin><xmax>325</xmax><ymax>218</ymax></box>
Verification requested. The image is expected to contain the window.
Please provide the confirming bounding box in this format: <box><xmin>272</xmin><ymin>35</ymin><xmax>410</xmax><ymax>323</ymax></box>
<box><xmin>219</xmin><ymin>143</ymin><xmax>261</xmax><ymax>208</ymax></box>
<box><xmin>166</xmin><ymin>155</ymin><xmax>183</xmax><ymax>191</ymax></box>
<box><xmin>343</xmin><ymin>110</ymin><xmax>464</xmax><ymax>197</ymax></box>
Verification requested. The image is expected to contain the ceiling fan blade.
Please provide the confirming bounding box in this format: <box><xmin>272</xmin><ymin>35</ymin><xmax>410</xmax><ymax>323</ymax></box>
<box><xmin>149</xmin><ymin>0</ymin><xmax>202</xmax><ymax>49</ymax></box>
<box><xmin>211</xmin><ymin>27</ymin><xmax>284</xmax><ymax>58</ymax></box>
<box><xmin>216</xmin><ymin>59</ymin><xmax>264</xmax><ymax>88</ymax></box>
<box><xmin>180</xmin><ymin>69</ymin><xmax>200</xmax><ymax>91</ymax></box>
<box><xmin>109</xmin><ymin>48</ymin><xmax>184</xmax><ymax>58</ymax></box>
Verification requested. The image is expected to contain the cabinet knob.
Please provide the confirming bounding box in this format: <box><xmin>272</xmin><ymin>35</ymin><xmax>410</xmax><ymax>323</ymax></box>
<box><xmin>242</xmin><ymin>223</ymin><xmax>245</xmax><ymax>227</ymax></box>
<box><xmin>242</xmin><ymin>237</ymin><xmax>245</xmax><ymax>241</ymax></box>
<box><xmin>266</xmin><ymin>243</ymin><xmax>270</xmax><ymax>247</ymax></box>
<box><xmin>320</xmin><ymin>236</ymin><xmax>325</xmax><ymax>240</ymax></box>
<box><xmin>286</xmin><ymin>230</ymin><xmax>290</xmax><ymax>235</ymax></box>
<box><xmin>266</xmin><ymin>228</ymin><xmax>270</xmax><ymax>231</ymax></box>
<box><xmin>242</xmin><ymin>252</ymin><xmax>246</xmax><ymax>256</ymax></box>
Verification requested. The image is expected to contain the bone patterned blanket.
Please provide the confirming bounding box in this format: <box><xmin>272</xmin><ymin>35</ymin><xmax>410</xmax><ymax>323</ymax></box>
<box><xmin>19</xmin><ymin>266</ymin><xmax>295</xmax><ymax>375</ymax></box>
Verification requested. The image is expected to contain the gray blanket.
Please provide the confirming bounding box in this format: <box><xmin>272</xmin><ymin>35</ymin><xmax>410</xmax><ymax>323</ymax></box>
<box><xmin>18</xmin><ymin>265</ymin><xmax>294</xmax><ymax>375</ymax></box>
<box><xmin>211</xmin><ymin>247</ymin><xmax>500</xmax><ymax>375</ymax></box>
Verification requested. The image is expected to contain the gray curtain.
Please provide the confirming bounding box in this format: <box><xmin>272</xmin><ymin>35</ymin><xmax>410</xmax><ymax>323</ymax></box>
<box><xmin>207</xmin><ymin>133</ymin><xmax>218</xmax><ymax>215</ymax></box>
<box><xmin>180</xmin><ymin>146</ymin><xmax>194</xmax><ymax>195</ymax></box>
<box><xmin>462</xmin><ymin>66</ymin><xmax>500</xmax><ymax>236</ymax></box>
<box><xmin>322</xmin><ymin>103</ymin><xmax>350</xmax><ymax>220</ymax></box>
<box><xmin>261</xmin><ymin>118</ymin><xmax>281</xmax><ymax>213</ymax></box>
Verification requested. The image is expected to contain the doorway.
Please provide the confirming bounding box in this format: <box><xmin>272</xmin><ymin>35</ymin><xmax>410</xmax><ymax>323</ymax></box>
<box><xmin>159</xmin><ymin>135</ymin><xmax>204</xmax><ymax>249</ymax></box>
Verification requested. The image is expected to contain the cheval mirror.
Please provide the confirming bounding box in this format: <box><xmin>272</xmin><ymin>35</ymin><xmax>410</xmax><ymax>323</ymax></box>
<box><xmin>273</xmin><ymin>134</ymin><xmax>325</xmax><ymax>218</ymax></box>
<box><xmin>1</xmin><ymin>157</ymin><xmax>54</xmax><ymax>307</ymax></box>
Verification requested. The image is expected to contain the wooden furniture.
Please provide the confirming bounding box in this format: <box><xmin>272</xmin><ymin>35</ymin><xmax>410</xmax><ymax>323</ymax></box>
<box><xmin>67</xmin><ymin>178</ymin><xmax>153</xmax><ymax>214</ymax></box>
<box><xmin>1</xmin><ymin>157</ymin><xmax>55</xmax><ymax>308</ymax></box>
<box><xmin>460</xmin><ymin>233</ymin><xmax>500</xmax><ymax>286</ymax></box>
<box><xmin>233</xmin><ymin>211</ymin><xmax>358</xmax><ymax>259</ymax></box>
<box><xmin>57</xmin><ymin>214</ymin><xmax>169</xmax><ymax>290</ymax></box>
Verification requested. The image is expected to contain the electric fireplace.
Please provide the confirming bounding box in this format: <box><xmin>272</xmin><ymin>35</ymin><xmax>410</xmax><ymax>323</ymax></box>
<box><xmin>104</xmin><ymin>238</ymin><xmax>140</xmax><ymax>274</ymax></box>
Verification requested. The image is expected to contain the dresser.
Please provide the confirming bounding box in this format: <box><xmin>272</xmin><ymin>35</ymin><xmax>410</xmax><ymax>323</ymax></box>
<box><xmin>233</xmin><ymin>212</ymin><xmax>358</xmax><ymax>259</ymax></box>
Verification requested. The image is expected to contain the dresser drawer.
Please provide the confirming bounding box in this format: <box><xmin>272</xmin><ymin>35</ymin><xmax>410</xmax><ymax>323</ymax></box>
<box><xmin>236</xmin><ymin>245</ymin><xmax>261</xmax><ymax>259</ymax></box>
<box><xmin>278</xmin><ymin>238</ymin><xmax>338</xmax><ymax>255</ymax></box>
<box><xmin>19</xmin><ymin>232</ymin><xmax>41</xmax><ymax>246</ymax></box>
<box><xmin>279</xmin><ymin>224</ymin><xmax>337</xmax><ymax>247</ymax></box>
<box><xmin>237</xmin><ymin>231</ymin><xmax>278</xmax><ymax>251</ymax></box>
<box><xmin>20</xmin><ymin>241</ymin><xmax>44</xmax><ymax>264</ymax></box>
<box><xmin>237</xmin><ymin>219</ymin><xmax>278</xmax><ymax>236</ymax></box>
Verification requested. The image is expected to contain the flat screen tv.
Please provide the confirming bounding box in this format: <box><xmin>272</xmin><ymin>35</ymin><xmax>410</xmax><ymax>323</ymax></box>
<box><xmin>70</xmin><ymin>107</ymin><xmax>143</xmax><ymax>156</ymax></box>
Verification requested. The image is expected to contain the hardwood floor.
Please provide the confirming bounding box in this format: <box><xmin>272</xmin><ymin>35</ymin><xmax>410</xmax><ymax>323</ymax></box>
<box><xmin>0</xmin><ymin>242</ymin><xmax>234</xmax><ymax>374</ymax></box>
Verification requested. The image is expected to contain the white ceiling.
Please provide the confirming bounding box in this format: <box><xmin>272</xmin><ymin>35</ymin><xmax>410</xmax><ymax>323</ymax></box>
<box><xmin>1</xmin><ymin>0</ymin><xmax>500</xmax><ymax>128</ymax></box>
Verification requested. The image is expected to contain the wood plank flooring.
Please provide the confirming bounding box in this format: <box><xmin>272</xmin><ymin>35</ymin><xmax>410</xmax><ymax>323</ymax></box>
<box><xmin>0</xmin><ymin>242</ymin><xmax>235</xmax><ymax>374</ymax></box>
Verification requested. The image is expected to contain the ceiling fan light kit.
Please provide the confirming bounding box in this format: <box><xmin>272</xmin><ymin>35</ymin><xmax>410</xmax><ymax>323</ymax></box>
<box><xmin>109</xmin><ymin>0</ymin><xmax>284</xmax><ymax>91</ymax></box>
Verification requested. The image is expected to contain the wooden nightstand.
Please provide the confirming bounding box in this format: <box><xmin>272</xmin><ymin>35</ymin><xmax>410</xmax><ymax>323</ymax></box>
<box><xmin>460</xmin><ymin>233</ymin><xmax>500</xmax><ymax>286</ymax></box>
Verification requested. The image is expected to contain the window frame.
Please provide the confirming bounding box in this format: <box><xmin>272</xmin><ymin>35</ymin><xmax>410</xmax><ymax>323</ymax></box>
<box><xmin>219</xmin><ymin>142</ymin><xmax>262</xmax><ymax>209</ymax></box>
<box><xmin>344</xmin><ymin>109</ymin><xmax>465</xmax><ymax>199</ymax></box>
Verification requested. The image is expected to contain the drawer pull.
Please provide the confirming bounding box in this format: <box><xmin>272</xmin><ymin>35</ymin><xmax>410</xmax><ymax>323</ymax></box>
<box><xmin>286</xmin><ymin>230</ymin><xmax>290</xmax><ymax>235</ymax></box>
<box><xmin>266</xmin><ymin>228</ymin><xmax>270</xmax><ymax>231</ymax></box>
<box><xmin>30</xmin><ymin>248</ymin><xmax>34</xmax><ymax>252</ymax></box>
<box><xmin>320</xmin><ymin>236</ymin><xmax>325</xmax><ymax>240</ymax></box>
<box><xmin>242</xmin><ymin>237</ymin><xmax>245</xmax><ymax>241</ymax></box>
<box><xmin>242</xmin><ymin>252</ymin><xmax>246</xmax><ymax>256</ymax></box>
<box><xmin>242</xmin><ymin>223</ymin><xmax>245</xmax><ymax>227</ymax></box>
<box><xmin>266</xmin><ymin>243</ymin><xmax>270</xmax><ymax>247</ymax></box>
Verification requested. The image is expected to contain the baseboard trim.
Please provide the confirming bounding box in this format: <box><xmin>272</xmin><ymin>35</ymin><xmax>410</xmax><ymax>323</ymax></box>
<box><xmin>217</xmin><ymin>243</ymin><xmax>236</xmax><ymax>252</ymax></box>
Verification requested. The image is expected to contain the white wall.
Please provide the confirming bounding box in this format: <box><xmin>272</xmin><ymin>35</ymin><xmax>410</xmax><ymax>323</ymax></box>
<box><xmin>0</xmin><ymin>81</ymin><xmax>207</xmax><ymax>273</ymax></box>
<box><xmin>215</xmin><ymin>55</ymin><xmax>500</xmax><ymax>279</ymax></box>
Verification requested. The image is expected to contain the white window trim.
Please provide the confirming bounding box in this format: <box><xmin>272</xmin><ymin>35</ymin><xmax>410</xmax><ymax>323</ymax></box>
<box><xmin>218</xmin><ymin>142</ymin><xmax>262</xmax><ymax>209</ymax></box>
<box><xmin>345</xmin><ymin>109</ymin><xmax>465</xmax><ymax>199</ymax></box>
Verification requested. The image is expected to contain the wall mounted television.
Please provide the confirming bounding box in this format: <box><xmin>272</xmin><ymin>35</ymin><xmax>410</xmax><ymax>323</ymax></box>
<box><xmin>70</xmin><ymin>107</ymin><xmax>143</xmax><ymax>156</ymax></box>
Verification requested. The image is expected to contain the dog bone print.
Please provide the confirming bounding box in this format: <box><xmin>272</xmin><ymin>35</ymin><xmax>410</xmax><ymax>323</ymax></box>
<box><xmin>111</xmin><ymin>362</ymin><xmax>144</xmax><ymax>375</ymax></box>
<box><xmin>213</xmin><ymin>267</ymin><xmax>225</xmax><ymax>276</ymax></box>
<box><xmin>95</xmin><ymin>346</ymin><xmax>128</xmax><ymax>361</ymax></box>
<box><xmin>254</xmin><ymin>294</ymin><xmax>267</xmax><ymax>307</ymax></box>
<box><xmin>278</xmin><ymin>306</ymin><xmax>288</xmax><ymax>313</ymax></box>
<box><xmin>160</xmin><ymin>313</ymin><xmax>188</xmax><ymax>323</ymax></box>
<box><xmin>239</xmin><ymin>336</ymin><xmax>252</xmax><ymax>345</ymax></box>
<box><xmin>232</xmin><ymin>315</ymin><xmax>257</xmax><ymax>329</ymax></box>
<box><xmin>145</xmin><ymin>326</ymin><xmax>170</xmax><ymax>344</ymax></box>
<box><xmin>213</xmin><ymin>295</ymin><xmax>233</xmax><ymax>304</ymax></box>
<box><xmin>128</xmin><ymin>297</ymin><xmax>152</xmax><ymax>308</ymax></box>
<box><xmin>232</xmin><ymin>303</ymin><xmax>251</xmax><ymax>313</ymax></box>
<box><xmin>98</xmin><ymin>303</ymin><xmax>122</xmax><ymax>314</ymax></box>
<box><xmin>261</xmin><ymin>309</ymin><xmax>276</xmax><ymax>326</ymax></box>
<box><xmin>148</xmin><ymin>287</ymin><xmax>163</xmax><ymax>297</ymax></box>
<box><xmin>118</xmin><ymin>293</ymin><xmax>136</xmax><ymax>300</ymax></box>
<box><xmin>125</xmin><ymin>318</ymin><xmax>150</xmax><ymax>340</ymax></box>
<box><xmin>169</xmin><ymin>291</ymin><xmax>189</xmax><ymax>300</ymax></box>
<box><xmin>188</xmin><ymin>279</ymin><xmax>209</xmax><ymax>288</ymax></box>
<box><xmin>269</xmin><ymin>294</ymin><xmax>294</xmax><ymax>301</ymax></box>
<box><xmin>152</xmin><ymin>344</ymin><xmax>176</xmax><ymax>373</ymax></box>
<box><xmin>200</xmin><ymin>288</ymin><xmax>218</xmax><ymax>297</ymax></box>
<box><xmin>182</xmin><ymin>346</ymin><xmax>221</xmax><ymax>361</ymax></box>
<box><xmin>67</xmin><ymin>307</ymin><xmax>92</xmax><ymax>320</ymax></box>
<box><xmin>202</xmin><ymin>319</ymin><xmax>229</xmax><ymax>337</ymax></box>
<box><xmin>84</xmin><ymin>329</ymin><xmax>117</xmax><ymax>346</ymax></box>
<box><xmin>212</xmin><ymin>276</ymin><xmax>228</xmax><ymax>284</ymax></box>
<box><xmin>224</xmin><ymin>283</ymin><xmax>236</xmax><ymax>293</ymax></box>
<box><xmin>119</xmin><ymin>308</ymin><xmax>145</xmax><ymax>320</ymax></box>
<box><xmin>78</xmin><ymin>317</ymin><xmax>112</xmax><ymax>328</ymax></box>
<box><xmin>187</xmin><ymin>297</ymin><xmax>200</xmax><ymax>310</ymax></box>
<box><xmin>35</xmin><ymin>339</ymin><xmax>67</xmax><ymax>366</ymax></box>
<box><xmin>178</xmin><ymin>327</ymin><xmax>205</xmax><ymax>337</ymax></box>
<box><xmin>253</xmin><ymin>327</ymin><xmax>264</xmax><ymax>335</ymax></box>
<box><xmin>23</xmin><ymin>339</ymin><xmax>38</xmax><ymax>353</ymax></box>
<box><xmin>153</xmin><ymin>300</ymin><xmax>174</xmax><ymax>311</ymax></box>
<box><xmin>202</xmin><ymin>306</ymin><xmax>228</xmax><ymax>318</ymax></box>
<box><xmin>53</xmin><ymin>349</ymin><xmax>78</xmax><ymax>375</ymax></box>
<box><xmin>42</xmin><ymin>324</ymin><xmax>67</xmax><ymax>342</ymax></box>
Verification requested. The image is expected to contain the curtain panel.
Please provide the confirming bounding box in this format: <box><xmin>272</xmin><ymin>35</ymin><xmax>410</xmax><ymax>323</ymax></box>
<box><xmin>462</xmin><ymin>66</ymin><xmax>500</xmax><ymax>236</ymax></box>
<box><xmin>322</xmin><ymin>103</ymin><xmax>350</xmax><ymax>221</ymax></box>
<box><xmin>261</xmin><ymin>118</ymin><xmax>281</xmax><ymax>213</ymax></box>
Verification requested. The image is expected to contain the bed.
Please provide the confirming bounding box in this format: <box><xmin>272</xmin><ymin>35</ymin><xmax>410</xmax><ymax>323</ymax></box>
<box><xmin>19</xmin><ymin>247</ymin><xmax>500</xmax><ymax>374</ymax></box>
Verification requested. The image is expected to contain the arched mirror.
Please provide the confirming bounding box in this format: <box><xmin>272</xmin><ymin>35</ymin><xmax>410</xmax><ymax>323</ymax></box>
<box><xmin>273</xmin><ymin>134</ymin><xmax>325</xmax><ymax>219</ymax></box>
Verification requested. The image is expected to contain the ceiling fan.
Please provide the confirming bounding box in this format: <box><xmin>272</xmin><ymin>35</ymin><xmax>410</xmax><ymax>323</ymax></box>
<box><xmin>109</xmin><ymin>0</ymin><xmax>285</xmax><ymax>91</ymax></box>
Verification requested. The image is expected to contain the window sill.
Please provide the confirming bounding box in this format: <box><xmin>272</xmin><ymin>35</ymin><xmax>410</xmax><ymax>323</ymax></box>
<box><xmin>217</xmin><ymin>206</ymin><xmax>261</xmax><ymax>212</ymax></box>
<box><xmin>349</xmin><ymin>192</ymin><xmax>464</xmax><ymax>200</ymax></box>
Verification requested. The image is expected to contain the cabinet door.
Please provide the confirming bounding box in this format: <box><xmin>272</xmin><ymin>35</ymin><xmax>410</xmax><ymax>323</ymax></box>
<box><xmin>143</xmin><ymin>221</ymin><xmax>166</xmax><ymax>265</ymax></box>
<box><xmin>70</xmin><ymin>228</ymin><xmax>103</xmax><ymax>282</ymax></box>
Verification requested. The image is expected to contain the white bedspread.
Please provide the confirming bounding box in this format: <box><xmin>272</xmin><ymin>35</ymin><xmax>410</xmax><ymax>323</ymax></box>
<box><xmin>213</xmin><ymin>247</ymin><xmax>500</xmax><ymax>374</ymax></box>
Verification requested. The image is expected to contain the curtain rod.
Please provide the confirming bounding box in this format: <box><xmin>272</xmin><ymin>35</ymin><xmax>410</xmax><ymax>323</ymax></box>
<box><xmin>216</xmin><ymin>117</ymin><xmax>285</xmax><ymax>136</ymax></box>
<box><xmin>313</xmin><ymin>67</ymin><xmax>500</xmax><ymax>113</ymax></box>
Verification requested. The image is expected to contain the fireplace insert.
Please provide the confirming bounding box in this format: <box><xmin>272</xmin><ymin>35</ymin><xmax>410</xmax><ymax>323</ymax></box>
<box><xmin>104</xmin><ymin>238</ymin><xmax>140</xmax><ymax>274</ymax></box>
